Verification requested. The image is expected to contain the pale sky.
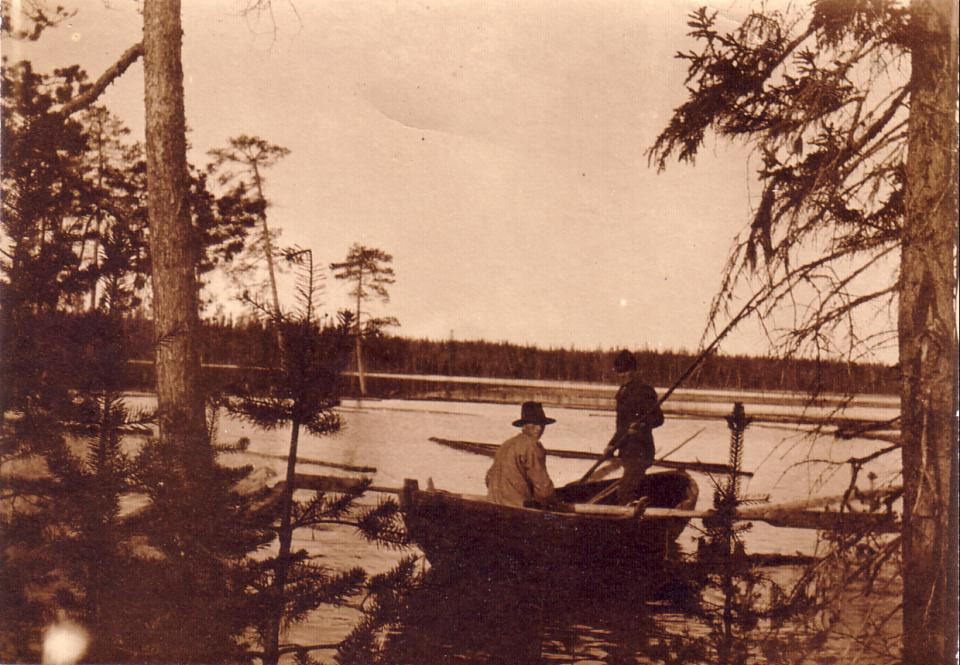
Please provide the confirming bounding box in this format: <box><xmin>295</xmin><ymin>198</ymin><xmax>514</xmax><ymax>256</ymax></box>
<box><xmin>10</xmin><ymin>0</ymin><xmax>861</xmax><ymax>356</ymax></box>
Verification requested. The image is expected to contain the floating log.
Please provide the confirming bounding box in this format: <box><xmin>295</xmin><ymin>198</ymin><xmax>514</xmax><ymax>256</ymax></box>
<box><xmin>632</xmin><ymin>493</ymin><xmax>900</xmax><ymax>532</ymax></box>
<box><xmin>428</xmin><ymin>437</ymin><xmax>752</xmax><ymax>477</ymax></box>
<box><xmin>738</xmin><ymin>486</ymin><xmax>903</xmax><ymax>514</ymax></box>
<box><xmin>291</xmin><ymin>473</ymin><xmax>399</xmax><ymax>495</ymax></box>
<box><xmin>744</xmin><ymin>552</ymin><xmax>817</xmax><ymax>566</ymax></box>
<box><xmin>732</xmin><ymin>507</ymin><xmax>899</xmax><ymax>533</ymax></box>
<box><xmin>243</xmin><ymin>450</ymin><xmax>376</xmax><ymax>473</ymax></box>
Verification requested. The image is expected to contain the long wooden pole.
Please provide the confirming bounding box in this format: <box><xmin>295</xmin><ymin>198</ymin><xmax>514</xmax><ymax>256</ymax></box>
<box><xmin>428</xmin><ymin>437</ymin><xmax>752</xmax><ymax>477</ymax></box>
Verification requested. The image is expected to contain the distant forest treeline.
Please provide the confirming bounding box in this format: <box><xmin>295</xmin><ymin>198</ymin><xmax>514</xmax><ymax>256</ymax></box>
<box><xmin>121</xmin><ymin>316</ymin><xmax>898</xmax><ymax>395</ymax></box>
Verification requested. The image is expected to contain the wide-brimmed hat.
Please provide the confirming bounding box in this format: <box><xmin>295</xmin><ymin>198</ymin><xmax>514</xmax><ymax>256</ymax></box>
<box><xmin>613</xmin><ymin>349</ymin><xmax>637</xmax><ymax>373</ymax></box>
<box><xmin>512</xmin><ymin>401</ymin><xmax>556</xmax><ymax>427</ymax></box>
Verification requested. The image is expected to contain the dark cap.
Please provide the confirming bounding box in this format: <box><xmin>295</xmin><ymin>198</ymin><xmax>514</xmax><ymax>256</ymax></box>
<box><xmin>613</xmin><ymin>349</ymin><xmax>637</xmax><ymax>373</ymax></box>
<box><xmin>512</xmin><ymin>401</ymin><xmax>556</xmax><ymax>427</ymax></box>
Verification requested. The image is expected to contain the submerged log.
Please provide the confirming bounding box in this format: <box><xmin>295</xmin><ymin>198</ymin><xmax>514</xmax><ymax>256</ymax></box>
<box><xmin>243</xmin><ymin>450</ymin><xmax>376</xmax><ymax>473</ymax></box>
<box><xmin>290</xmin><ymin>473</ymin><xmax>398</xmax><ymax>495</ymax></box>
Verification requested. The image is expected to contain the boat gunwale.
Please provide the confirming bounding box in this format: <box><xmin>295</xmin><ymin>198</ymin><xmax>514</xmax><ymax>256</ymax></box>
<box><xmin>409</xmin><ymin>477</ymin><xmax>698</xmax><ymax>523</ymax></box>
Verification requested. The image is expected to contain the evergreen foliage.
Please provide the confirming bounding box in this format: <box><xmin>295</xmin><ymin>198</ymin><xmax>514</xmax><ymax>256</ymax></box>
<box><xmin>648</xmin><ymin>2</ymin><xmax>956</xmax><ymax>660</ymax></box>
<box><xmin>683</xmin><ymin>404</ymin><xmax>902</xmax><ymax>664</ymax></box>
<box><xmin>2</xmin><ymin>54</ymin><xmax>310</xmax><ymax>663</ymax></box>
<box><xmin>1</xmin><ymin>58</ymin><xmax>261</xmax><ymax>319</ymax></box>
<box><xmin>115</xmin><ymin>317</ymin><xmax>899</xmax><ymax>396</ymax></box>
<box><xmin>223</xmin><ymin>250</ymin><xmax>415</xmax><ymax>665</ymax></box>
<box><xmin>1</xmin><ymin>60</ymin><xmax>93</xmax><ymax>313</ymax></box>
<box><xmin>649</xmin><ymin>2</ymin><xmax>907</xmax><ymax>364</ymax></box>
<box><xmin>0</xmin><ymin>1</ymin><xmax>74</xmax><ymax>41</ymax></box>
<box><xmin>330</xmin><ymin>244</ymin><xmax>398</xmax><ymax>395</ymax></box>
<box><xmin>206</xmin><ymin>135</ymin><xmax>291</xmax><ymax>313</ymax></box>
<box><xmin>334</xmin><ymin>555</ymin><xmax>425</xmax><ymax>665</ymax></box>
<box><xmin>0</xmin><ymin>261</ymin><xmax>265</xmax><ymax>661</ymax></box>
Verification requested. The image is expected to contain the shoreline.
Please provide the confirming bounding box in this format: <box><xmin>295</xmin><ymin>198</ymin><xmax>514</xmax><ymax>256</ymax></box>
<box><xmin>121</xmin><ymin>371</ymin><xmax>901</xmax><ymax>430</ymax></box>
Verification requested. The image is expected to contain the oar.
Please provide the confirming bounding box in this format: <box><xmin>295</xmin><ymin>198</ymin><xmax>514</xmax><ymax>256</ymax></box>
<box><xmin>428</xmin><ymin>437</ymin><xmax>752</xmax><ymax>478</ymax></box>
<box><xmin>287</xmin><ymin>473</ymin><xmax>899</xmax><ymax>532</ymax></box>
<box><xmin>582</xmin><ymin>427</ymin><xmax>708</xmax><ymax>503</ymax></box>
<box><xmin>657</xmin><ymin>427</ymin><xmax>705</xmax><ymax>462</ymax></box>
<box><xmin>577</xmin><ymin>290</ymin><xmax>767</xmax><ymax>484</ymax></box>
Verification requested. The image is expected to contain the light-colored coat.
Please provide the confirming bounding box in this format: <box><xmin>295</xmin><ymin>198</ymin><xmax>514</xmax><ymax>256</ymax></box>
<box><xmin>485</xmin><ymin>431</ymin><xmax>556</xmax><ymax>507</ymax></box>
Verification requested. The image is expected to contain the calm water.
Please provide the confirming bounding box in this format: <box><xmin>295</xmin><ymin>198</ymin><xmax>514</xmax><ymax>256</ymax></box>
<box><xmin>205</xmin><ymin>392</ymin><xmax>901</xmax><ymax>664</ymax></box>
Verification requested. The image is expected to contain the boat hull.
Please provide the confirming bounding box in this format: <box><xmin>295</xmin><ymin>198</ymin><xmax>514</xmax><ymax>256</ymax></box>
<box><xmin>402</xmin><ymin>471</ymin><xmax>699</xmax><ymax>571</ymax></box>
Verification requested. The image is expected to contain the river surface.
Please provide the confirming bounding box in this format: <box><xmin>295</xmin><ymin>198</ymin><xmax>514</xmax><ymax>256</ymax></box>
<box><xmin>202</xmin><ymin>390</ymin><xmax>901</xmax><ymax>664</ymax></box>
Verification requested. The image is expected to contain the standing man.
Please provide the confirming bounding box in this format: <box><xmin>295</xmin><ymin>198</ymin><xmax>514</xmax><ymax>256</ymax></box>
<box><xmin>486</xmin><ymin>402</ymin><xmax>558</xmax><ymax>508</ymax></box>
<box><xmin>606</xmin><ymin>350</ymin><xmax>664</xmax><ymax>503</ymax></box>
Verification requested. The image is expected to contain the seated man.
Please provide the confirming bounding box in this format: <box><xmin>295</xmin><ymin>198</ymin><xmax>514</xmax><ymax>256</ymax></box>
<box><xmin>485</xmin><ymin>401</ymin><xmax>558</xmax><ymax>508</ymax></box>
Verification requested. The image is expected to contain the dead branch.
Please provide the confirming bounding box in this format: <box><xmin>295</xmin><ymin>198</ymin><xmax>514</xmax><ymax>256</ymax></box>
<box><xmin>56</xmin><ymin>42</ymin><xmax>143</xmax><ymax>118</ymax></box>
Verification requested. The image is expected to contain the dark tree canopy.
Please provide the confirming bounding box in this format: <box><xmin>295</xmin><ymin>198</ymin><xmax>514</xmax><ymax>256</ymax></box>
<box><xmin>331</xmin><ymin>244</ymin><xmax>397</xmax><ymax>305</ymax></box>
<box><xmin>0</xmin><ymin>0</ymin><xmax>74</xmax><ymax>41</ymax></box>
<box><xmin>650</xmin><ymin>2</ymin><xmax>957</xmax><ymax>663</ymax></box>
<box><xmin>0</xmin><ymin>61</ymin><xmax>261</xmax><ymax>316</ymax></box>
<box><xmin>207</xmin><ymin>134</ymin><xmax>290</xmax><ymax>315</ymax></box>
<box><xmin>649</xmin><ymin>1</ymin><xmax>912</xmax><ymax>362</ymax></box>
<box><xmin>2</xmin><ymin>5</ymin><xmax>418</xmax><ymax>664</ymax></box>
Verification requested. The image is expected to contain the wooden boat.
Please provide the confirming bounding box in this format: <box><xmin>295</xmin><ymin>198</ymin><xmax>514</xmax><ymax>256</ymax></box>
<box><xmin>399</xmin><ymin>470</ymin><xmax>699</xmax><ymax>571</ymax></box>
<box><xmin>289</xmin><ymin>472</ymin><xmax>901</xmax><ymax>538</ymax></box>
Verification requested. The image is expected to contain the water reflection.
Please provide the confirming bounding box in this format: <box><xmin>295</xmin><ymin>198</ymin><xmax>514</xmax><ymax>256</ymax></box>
<box><xmin>379</xmin><ymin>556</ymin><xmax>704</xmax><ymax>665</ymax></box>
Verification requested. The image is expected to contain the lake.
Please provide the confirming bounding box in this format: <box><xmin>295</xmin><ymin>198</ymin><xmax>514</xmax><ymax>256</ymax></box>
<box><xmin>204</xmin><ymin>387</ymin><xmax>901</xmax><ymax>663</ymax></box>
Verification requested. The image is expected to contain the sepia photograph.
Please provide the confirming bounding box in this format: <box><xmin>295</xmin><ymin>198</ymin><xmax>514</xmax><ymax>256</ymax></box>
<box><xmin>1</xmin><ymin>0</ymin><xmax>956</xmax><ymax>663</ymax></box>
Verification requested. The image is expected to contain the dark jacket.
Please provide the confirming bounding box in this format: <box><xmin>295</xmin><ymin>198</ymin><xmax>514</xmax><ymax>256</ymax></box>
<box><xmin>614</xmin><ymin>378</ymin><xmax>664</xmax><ymax>462</ymax></box>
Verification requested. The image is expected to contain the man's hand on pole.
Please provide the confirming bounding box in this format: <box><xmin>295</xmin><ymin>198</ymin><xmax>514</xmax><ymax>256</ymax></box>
<box><xmin>604</xmin><ymin>417</ymin><xmax>646</xmax><ymax>457</ymax></box>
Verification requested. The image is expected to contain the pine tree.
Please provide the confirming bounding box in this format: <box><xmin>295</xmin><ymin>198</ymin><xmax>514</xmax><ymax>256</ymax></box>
<box><xmin>330</xmin><ymin>244</ymin><xmax>398</xmax><ymax>395</ymax></box>
<box><xmin>207</xmin><ymin>135</ymin><xmax>290</xmax><ymax>316</ymax></box>
<box><xmin>226</xmin><ymin>250</ymin><xmax>409</xmax><ymax>664</ymax></box>
<box><xmin>648</xmin><ymin>2</ymin><xmax>957</xmax><ymax>660</ymax></box>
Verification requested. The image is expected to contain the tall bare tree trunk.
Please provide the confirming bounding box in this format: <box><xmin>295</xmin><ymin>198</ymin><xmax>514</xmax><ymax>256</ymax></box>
<box><xmin>251</xmin><ymin>161</ymin><xmax>282</xmax><ymax>320</ymax></box>
<box><xmin>355</xmin><ymin>285</ymin><xmax>366</xmax><ymax>395</ymax></box>
<box><xmin>142</xmin><ymin>0</ymin><xmax>206</xmax><ymax>448</ymax></box>
<box><xmin>262</xmin><ymin>415</ymin><xmax>301</xmax><ymax>665</ymax></box>
<box><xmin>899</xmin><ymin>1</ymin><xmax>958</xmax><ymax>663</ymax></box>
